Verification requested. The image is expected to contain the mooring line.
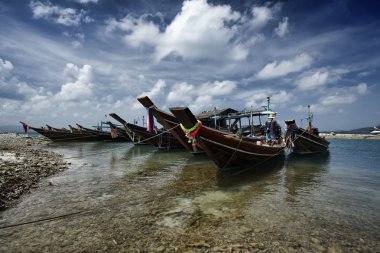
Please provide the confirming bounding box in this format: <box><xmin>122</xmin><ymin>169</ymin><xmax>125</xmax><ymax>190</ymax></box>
<box><xmin>0</xmin><ymin>209</ymin><xmax>92</xmax><ymax>230</ymax></box>
<box><xmin>133</xmin><ymin>124</ymin><xmax>180</xmax><ymax>145</ymax></box>
<box><xmin>57</xmin><ymin>124</ymin><xmax>181</xmax><ymax>159</ymax></box>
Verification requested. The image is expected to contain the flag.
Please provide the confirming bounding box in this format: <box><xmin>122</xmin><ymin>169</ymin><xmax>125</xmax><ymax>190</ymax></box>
<box><xmin>147</xmin><ymin>108</ymin><xmax>154</xmax><ymax>132</ymax></box>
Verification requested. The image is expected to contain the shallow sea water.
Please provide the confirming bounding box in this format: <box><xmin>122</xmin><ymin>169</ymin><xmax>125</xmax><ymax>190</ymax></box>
<box><xmin>0</xmin><ymin>139</ymin><xmax>379</xmax><ymax>252</ymax></box>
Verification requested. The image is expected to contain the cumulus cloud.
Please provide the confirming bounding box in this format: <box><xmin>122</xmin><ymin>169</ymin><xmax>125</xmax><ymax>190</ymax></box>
<box><xmin>320</xmin><ymin>93</ymin><xmax>356</xmax><ymax>106</ymax></box>
<box><xmin>29</xmin><ymin>0</ymin><xmax>92</xmax><ymax>26</ymax></box>
<box><xmin>293</xmin><ymin>82</ymin><xmax>369</xmax><ymax>114</ymax></box>
<box><xmin>294</xmin><ymin>68</ymin><xmax>349</xmax><ymax>90</ymax></box>
<box><xmin>120</xmin><ymin>15</ymin><xmax>161</xmax><ymax>48</ymax></box>
<box><xmin>256</xmin><ymin>53</ymin><xmax>313</xmax><ymax>80</ymax></box>
<box><xmin>274</xmin><ymin>17</ymin><xmax>289</xmax><ymax>37</ymax></box>
<box><xmin>295</xmin><ymin>71</ymin><xmax>329</xmax><ymax>90</ymax></box>
<box><xmin>325</xmin><ymin>83</ymin><xmax>366</xmax><ymax>107</ymax></box>
<box><xmin>139</xmin><ymin>79</ymin><xmax>166</xmax><ymax>98</ymax></box>
<box><xmin>250</xmin><ymin>6</ymin><xmax>272</xmax><ymax>29</ymax></box>
<box><xmin>106</xmin><ymin>0</ymin><xmax>257</xmax><ymax>61</ymax></box>
<box><xmin>167</xmin><ymin>80</ymin><xmax>236</xmax><ymax>106</ymax></box>
<box><xmin>157</xmin><ymin>0</ymin><xmax>243</xmax><ymax>61</ymax></box>
<box><xmin>55</xmin><ymin>63</ymin><xmax>94</xmax><ymax>101</ymax></box>
<box><xmin>168</xmin><ymin>80</ymin><xmax>236</xmax><ymax>111</ymax></box>
<box><xmin>234</xmin><ymin>88</ymin><xmax>291</xmax><ymax>109</ymax></box>
<box><xmin>132</xmin><ymin>79</ymin><xmax>167</xmax><ymax>109</ymax></box>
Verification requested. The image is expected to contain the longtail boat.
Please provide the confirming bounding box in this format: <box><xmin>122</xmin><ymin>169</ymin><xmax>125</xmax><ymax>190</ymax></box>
<box><xmin>285</xmin><ymin>105</ymin><xmax>329</xmax><ymax>154</ymax></box>
<box><xmin>46</xmin><ymin>124</ymin><xmax>70</xmax><ymax>132</ymax></box>
<box><xmin>109</xmin><ymin>113</ymin><xmax>183</xmax><ymax>149</ymax></box>
<box><xmin>20</xmin><ymin>122</ymin><xmax>100</xmax><ymax>141</ymax></box>
<box><xmin>169</xmin><ymin>107</ymin><xmax>285</xmax><ymax>170</ymax></box>
<box><xmin>75</xmin><ymin>123</ymin><xmax>128</xmax><ymax>142</ymax></box>
<box><xmin>108</xmin><ymin>113</ymin><xmax>149</xmax><ymax>145</ymax></box>
<box><xmin>137</xmin><ymin>96</ymin><xmax>203</xmax><ymax>154</ymax></box>
<box><xmin>102</xmin><ymin>121</ymin><xmax>132</xmax><ymax>141</ymax></box>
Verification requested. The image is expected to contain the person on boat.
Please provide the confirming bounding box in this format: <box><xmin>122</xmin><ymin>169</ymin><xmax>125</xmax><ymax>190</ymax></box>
<box><xmin>265</xmin><ymin>113</ymin><xmax>281</xmax><ymax>144</ymax></box>
<box><xmin>231</xmin><ymin>124</ymin><xmax>238</xmax><ymax>134</ymax></box>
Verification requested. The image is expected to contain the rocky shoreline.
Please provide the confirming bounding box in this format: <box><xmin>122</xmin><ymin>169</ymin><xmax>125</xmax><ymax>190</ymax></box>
<box><xmin>0</xmin><ymin>133</ymin><xmax>69</xmax><ymax>210</ymax></box>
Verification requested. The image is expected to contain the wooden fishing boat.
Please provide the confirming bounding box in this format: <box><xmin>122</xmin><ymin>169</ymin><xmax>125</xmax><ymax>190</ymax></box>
<box><xmin>46</xmin><ymin>124</ymin><xmax>70</xmax><ymax>132</ymax></box>
<box><xmin>20</xmin><ymin>122</ymin><xmax>100</xmax><ymax>141</ymax></box>
<box><xmin>108</xmin><ymin>113</ymin><xmax>150</xmax><ymax>145</ymax></box>
<box><xmin>102</xmin><ymin>121</ymin><xmax>132</xmax><ymax>141</ymax></box>
<box><xmin>285</xmin><ymin>105</ymin><xmax>329</xmax><ymax>154</ymax></box>
<box><xmin>109</xmin><ymin>113</ymin><xmax>182</xmax><ymax>149</ymax></box>
<box><xmin>137</xmin><ymin>96</ymin><xmax>203</xmax><ymax>154</ymax></box>
<box><xmin>125</xmin><ymin>122</ymin><xmax>183</xmax><ymax>149</ymax></box>
<box><xmin>169</xmin><ymin>107</ymin><xmax>285</xmax><ymax>170</ymax></box>
<box><xmin>75</xmin><ymin>123</ymin><xmax>128</xmax><ymax>142</ymax></box>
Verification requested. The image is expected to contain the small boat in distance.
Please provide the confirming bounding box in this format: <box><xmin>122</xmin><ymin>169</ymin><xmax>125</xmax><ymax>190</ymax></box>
<box><xmin>370</xmin><ymin>125</ymin><xmax>380</xmax><ymax>135</ymax></box>
<box><xmin>20</xmin><ymin>122</ymin><xmax>128</xmax><ymax>142</ymax></box>
<box><xmin>285</xmin><ymin>105</ymin><xmax>329</xmax><ymax>154</ymax></box>
<box><xmin>75</xmin><ymin>123</ymin><xmax>128</xmax><ymax>142</ymax></box>
<box><xmin>20</xmin><ymin>122</ymin><xmax>99</xmax><ymax>141</ymax></box>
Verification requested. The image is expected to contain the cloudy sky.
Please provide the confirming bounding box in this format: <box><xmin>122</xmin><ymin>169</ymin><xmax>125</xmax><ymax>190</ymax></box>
<box><xmin>0</xmin><ymin>0</ymin><xmax>379</xmax><ymax>131</ymax></box>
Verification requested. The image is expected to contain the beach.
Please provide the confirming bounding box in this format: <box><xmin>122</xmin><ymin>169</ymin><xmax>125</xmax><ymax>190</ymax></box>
<box><xmin>0</xmin><ymin>133</ymin><xmax>69</xmax><ymax>210</ymax></box>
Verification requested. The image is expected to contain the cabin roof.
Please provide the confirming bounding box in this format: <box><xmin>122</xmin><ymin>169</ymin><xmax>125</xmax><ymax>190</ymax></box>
<box><xmin>197</xmin><ymin>108</ymin><xmax>238</xmax><ymax>119</ymax></box>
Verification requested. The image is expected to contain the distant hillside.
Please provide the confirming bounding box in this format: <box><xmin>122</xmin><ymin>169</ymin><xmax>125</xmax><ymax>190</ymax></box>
<box><xmin>334</xmin><ymin>127</ymin><xmax>375</xmax><ymax>134</ymax></box>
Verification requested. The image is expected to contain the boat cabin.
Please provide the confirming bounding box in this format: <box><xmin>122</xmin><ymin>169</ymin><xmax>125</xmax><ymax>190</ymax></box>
<box><xmin>197</xmin><ymin>108</ymin><xmax>238</xmax><ymax>129</ymax></box>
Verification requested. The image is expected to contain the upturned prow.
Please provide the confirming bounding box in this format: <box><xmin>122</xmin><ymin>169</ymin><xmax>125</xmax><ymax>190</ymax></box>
<box><xmin>109</xmin><ymin>113</ymin><xmax>127</xmax><ymax>124</ymax></box>
<box><xmin>169</xmin><ymin>107</ymin><xmax>197</xmax><ymax>129</ymax></box>
<box><xmin>137</xmin><ymin>96</ymin><xmax>155</xmax><ymax>108</ymax></box>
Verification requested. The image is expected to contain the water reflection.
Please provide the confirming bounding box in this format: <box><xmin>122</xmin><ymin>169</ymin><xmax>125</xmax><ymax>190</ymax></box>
<box><xmin>283</xmin><ymin>152</ymin><xmax>330</xmax><ymax>202</ymax></box>
<box><xmin>216</xmin><ymin>155</ymin><xmax>285</xmax><ymax>188</ymax></box>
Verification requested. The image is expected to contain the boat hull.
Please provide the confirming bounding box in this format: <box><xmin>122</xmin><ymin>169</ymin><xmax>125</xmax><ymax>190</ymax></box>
<box><xmin>198</xmin><ymin>126</ymin><xmax>284</xmax><ymax>169</ymax></box>
<box><xmin>28</xmin><ymin>126</ymin><xmax>105</xmax><ymax>142</ymax></box>
<box><xmin>286</xmin><ymin>128</ymin><xmax>329</xmax><ymax>154</ymax></box>
<box><xmin>169</xmin><ymin>107</ymin><xmax>285</xmax><ymax>170</ymax></box>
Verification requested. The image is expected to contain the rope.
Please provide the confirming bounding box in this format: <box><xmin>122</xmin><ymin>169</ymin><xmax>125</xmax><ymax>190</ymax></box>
<box><xmin>284</xmin><ymin>128</ymin><xmax>308</xmax><ymax>151</ymax></box>
<box><xmin>130</xmin><ymin>123</ymin><xmax>180</xmax><ymax>145</ymax></box>
<box><xmin>61</xmin><ymin>124</ymin><xmax>182</xmax><ymax>159</ymax></box>
<box><xmin>0</xmin><ymin>209</ymin><xmax>92</xmax><ymax>230</ymax></box>
<box><xmin>230</xmin><ymin>143</ymin><xmax>285</xmax><ymax>176</ymax></box>
<box><xmin>222</xmin><ymin>135</ymin><xmax>244</xmax><ymax>170</ymax></box>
